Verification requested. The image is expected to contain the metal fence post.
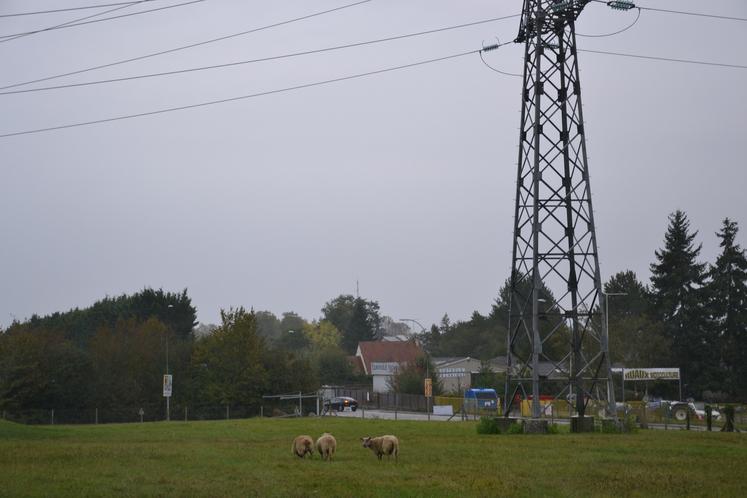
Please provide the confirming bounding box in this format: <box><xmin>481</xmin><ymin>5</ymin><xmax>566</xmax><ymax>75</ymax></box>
<box><xmin>226</xmin><ymin>405</ymin><xmax>230</xmax><ymax>420</ymax></box>
<box><xmin>51</xmin><ymin>409</ymin><xmax>54</xmax><ymax>425</ymax></box>
<box><xmin>185</xmin><ymin>406</ymin><xmax>188</xmax><ymax>422</ymax></box>
<box><xmin>95</xmin><ymin>408</ymin><xmax>98</xmax><ymax>425</ymax></box>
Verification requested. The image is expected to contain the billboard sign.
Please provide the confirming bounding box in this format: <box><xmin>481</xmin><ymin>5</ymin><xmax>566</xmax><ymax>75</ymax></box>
<box><xmin>622</xmin><ymin>368</ymin><xmax>680</xmax><ymax>381</ymax></box>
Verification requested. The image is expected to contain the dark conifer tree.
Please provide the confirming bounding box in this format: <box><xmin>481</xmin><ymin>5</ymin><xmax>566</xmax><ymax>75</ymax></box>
<box><xmin>650</xmin><ymin>210</ymin><xmax>712</xmax><ymax>396</ymax></box>
<box><xmin>705</xmin><ymin>218</ymin><xmax>747</xmax><ymax>398</ymax></box>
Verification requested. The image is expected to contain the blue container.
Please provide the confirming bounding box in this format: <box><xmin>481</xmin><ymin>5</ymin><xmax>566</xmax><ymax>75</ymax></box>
<box><xmin>464</xmin><ymin>388</ymin><xmax>499</xmax><ymax>410</ymax></box>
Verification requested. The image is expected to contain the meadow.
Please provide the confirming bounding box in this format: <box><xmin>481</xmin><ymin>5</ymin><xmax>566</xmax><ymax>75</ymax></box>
<box><xmin>1</xmin><ymin>417</ymin><xmax>746</xmax><ymax>497</ymax></box>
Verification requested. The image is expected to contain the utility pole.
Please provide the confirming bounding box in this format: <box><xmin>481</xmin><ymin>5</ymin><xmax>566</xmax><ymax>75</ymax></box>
<box><xmin>505</xmin><ymin>0</ymin><xmax>615</xmax><ymax>427</ymax></box>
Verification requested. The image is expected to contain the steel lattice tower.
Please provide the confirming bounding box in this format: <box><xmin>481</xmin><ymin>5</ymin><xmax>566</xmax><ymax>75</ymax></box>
<box><xmin>504</xmin><ymin>0</ymin><xmax>615</xmax><ymax>421</ymax></box>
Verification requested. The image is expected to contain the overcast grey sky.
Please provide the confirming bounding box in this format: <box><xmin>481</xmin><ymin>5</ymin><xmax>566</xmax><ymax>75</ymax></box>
<box><xmin>1</xmin><ymin>0</ymin><xmax>745</xmax><ymax>329</ymax></box>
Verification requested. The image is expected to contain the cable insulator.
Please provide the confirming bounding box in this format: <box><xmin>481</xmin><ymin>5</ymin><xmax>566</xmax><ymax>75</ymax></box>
<box><xmin>551</xmin><ymin>1</ymin><xmax>573</xmax><ymax>13</ymax></box>
<box><xmin>481</xmin><ymin>44</ymin><xmax>501</xmax><ymax>52</ymax></box>
<box><xmin>607</xmin><ymin>1</ymin><xmax>636</xmax><ymax>11</ymax></box>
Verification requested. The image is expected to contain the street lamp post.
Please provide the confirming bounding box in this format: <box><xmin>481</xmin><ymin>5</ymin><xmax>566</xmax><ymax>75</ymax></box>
<box><xmin>165</xmin><ymin>304</ymin><xmax>174</xmax><ymax>422</ymax></box>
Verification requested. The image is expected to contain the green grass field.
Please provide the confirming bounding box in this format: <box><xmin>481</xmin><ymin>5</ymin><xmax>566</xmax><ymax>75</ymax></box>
<box><xmin>1</xmin><ymin>418</ymin><xmax>746</xmax><ymax>497</ymax></box>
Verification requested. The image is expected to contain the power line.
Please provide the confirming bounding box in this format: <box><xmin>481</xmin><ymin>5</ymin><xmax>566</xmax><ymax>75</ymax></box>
<box><xmin>593</xmin><ymin>1</ymin><xmax>747</xmax><ymax>22</ymax></box>
<box><xmin>0</xmin><ymin>1</ymin><xmax>157</xmax><ymax>18</ymax></box>
<box><xmin>0</xmin><ymin>1</ymin><xmax>151</xmax><ymax>44</ymax></box>
<box><xmin>479</xmin><ymin>40</ymin><xmax>521</xmax><ymax>77</ymax></box>
<box><xmin>0</xmin><ymin>13</ymin><xmax>521</xmax><ymax>96</ymax></box>
<box><xmin>577</xmin><ymin>5</ymin><xmax>641</xmax><ymax>38</ymax></box>
<box><xmin>0</xmin><ymin>49</ymin><xmax>478</xmax><ymax>139</ymax></box>
<box><xmin>0</xmin><ymin>0</ymin><xmax>373</xmax><ymax>91</ymax></box>
<box><xmin>578</xmin><ymin>47</ymin><xmax>747</xmax><ymax>69</ymax></box>
<box><xmin>0</xmin><ymin>0</ymin><xmax>204</xmax><ymax>41</ymax></box>
<box><xmin>4</xmin><ymin>42</ymin><xmax>745</xmax><ymax>139</ymax></box>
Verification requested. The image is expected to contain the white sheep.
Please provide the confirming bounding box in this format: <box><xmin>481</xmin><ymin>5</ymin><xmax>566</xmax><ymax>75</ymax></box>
<box><xmin>361</xmin><ymin>435</ymin><xmax>399</xmax><ymax>462</ymax></box>
<box><xmin>315</xmin><ymin>433</ymin><xmax>337</xmax><ymax>462</ymax></box>
<box><xmin>292</xmin><ymin>435</ymin><xmax>314</xmax><ymax>459</ymax></box>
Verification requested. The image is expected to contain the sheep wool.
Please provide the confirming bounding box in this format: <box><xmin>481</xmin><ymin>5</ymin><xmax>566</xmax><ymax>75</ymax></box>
<box><xmin>292</xmin><ymin>435</ymin><xmax>314</xmax><ymax>458</ymax></box>
<box><xmin>315</xmin><ymin>433</ymin><xmax>337</xmax><ymax>462</ymax></box>
<box><xmin>361</xmin><ymin>435</ymin><xmax>399</xmax><ymax>461</ymax></box>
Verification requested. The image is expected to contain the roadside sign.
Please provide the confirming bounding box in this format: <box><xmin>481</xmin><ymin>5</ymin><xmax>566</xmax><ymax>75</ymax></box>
<box><xmin>424</xmin><ymin>378</ymin><xmax>432</xmax><ymax>398</ymax></box>
<box><xmin>163</xmin><ymin>374</ymin><xmax>173</xmax><ymax>397</ymax></box>
<box><xmin>622</xmin><ymin>368</ymin><xmax>680</xmax><ymax>381</ymax></box>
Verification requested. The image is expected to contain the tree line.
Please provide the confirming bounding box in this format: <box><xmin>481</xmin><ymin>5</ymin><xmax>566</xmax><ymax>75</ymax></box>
<box><xmin>0</xmin><ymin>210</ymin><xmax>744</xmax><ymax>413</ymax></box>
<box><xmin>0</xmin><ymin>290</ymin><xmax>390</xmax><ymax>414</ymax></box>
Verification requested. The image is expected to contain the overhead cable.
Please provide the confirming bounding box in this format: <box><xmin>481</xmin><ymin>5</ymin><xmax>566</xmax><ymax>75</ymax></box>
<box><xmin>577</xmin><ymin>5</ymin><xmax>641</xmax><ymax>37</ymax></box>
<box><xmin>0</xmin><ymin>1</ymin><xmax>151</xmax><ymax>44</ymax></box>
<box><xmin>0</xmin><ymin>0</ymin><xmax>373</xmax><ymax>90</ymax></box>
<box><xmin>578</xmin><ymin>48</ymin><xmax>747</xmax><ymax>69</ymax></box>
<box><xmin>0</xmin><ymin>13</ymin><xmax>521</xmax><ymax>96</ymax></box>
<box><xmin>593</xmin><ymin>0</ymin><xmax>747</xmax><ymax>22</ymax></box>
<box><xmin>3</xmin><ymin>46</ymin><xmax>744</xmax><ymax>139</ymax></box>
<box><xmin>0</xmin><ymin>1</ymin><xmax>157</xmax><ymax>18</ymax></box>
<box><xmin>479</xmin><ymin>40</ymin><xmax>521</xmax><ymax>77</ymax></box>
<box><xmin>0</xmin><ymin>0</ymin><xmax>204</xmax><ymax>41</ymax></box>
<box><xmin>0</xmin><ymin>49</ymin><xmax>478</xmax><ymax>139</ymax></box>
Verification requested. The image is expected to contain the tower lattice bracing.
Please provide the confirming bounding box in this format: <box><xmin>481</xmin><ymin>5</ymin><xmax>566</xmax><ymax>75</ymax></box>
<box><xmin>505</xmin><ymin>0</ymin><xmax>615</xmax><ymax>420</ymax></box>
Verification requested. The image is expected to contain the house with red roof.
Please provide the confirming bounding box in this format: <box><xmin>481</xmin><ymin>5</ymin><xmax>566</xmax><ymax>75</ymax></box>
<box><xmin>355</xmin><ymin>340</ymin><xmax>423</xmax><ymax>393</ymax></box>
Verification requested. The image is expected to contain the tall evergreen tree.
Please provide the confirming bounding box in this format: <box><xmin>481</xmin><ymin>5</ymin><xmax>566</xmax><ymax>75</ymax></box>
<box><xmin>650</xmin><ymin>210</ymin><xmax>712</xmax><ymax>396</ymax></box>
<box><xmin>705</xmin><ymin>218</ymin><xmax>747</xmax><ymax>398</ymax></box>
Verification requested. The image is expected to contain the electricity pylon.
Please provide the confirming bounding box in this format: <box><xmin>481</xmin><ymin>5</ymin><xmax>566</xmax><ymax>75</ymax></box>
<box><xmin>504</xmin><ymin>0</ymin><xmax>615</xmax><ymax>422</ymax></box>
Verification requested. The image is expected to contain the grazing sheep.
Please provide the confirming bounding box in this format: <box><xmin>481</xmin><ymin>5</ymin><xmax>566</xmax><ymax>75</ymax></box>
<box><xmin>292</xmin><ymin>435</ymin><xmax>314</xmax><ymax>459</ymax></box>
<box><xmin>361</xmin><ymin>435</ymin><xmax>399</xmax><ymax>461</ymax></box>
<box><xmin>315</xmin><ymin>433</ymin><xmax>337</xmax><ymax>462</ymax></box>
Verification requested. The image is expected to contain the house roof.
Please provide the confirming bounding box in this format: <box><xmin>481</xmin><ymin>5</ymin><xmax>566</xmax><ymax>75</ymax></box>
<box><xmin>347</xmin><ymin>355</ymin><xmax>365</xmax><ymax>375</ymax></box>
<box><xmin>433</xmin><ymin>357</ymin><xmax>482</xmax><ymax>371</ymax></box>
<box><xmin>356</xmin><ymin>340</ymin><xmax>423</xmax><ymax>375</ymax></box>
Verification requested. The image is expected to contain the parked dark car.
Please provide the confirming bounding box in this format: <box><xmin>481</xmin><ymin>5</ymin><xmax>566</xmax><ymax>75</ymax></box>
<box><xmin>324</xmin><ymin>396</ymin><xmax>358</xmax><ymax>412</ymax></box>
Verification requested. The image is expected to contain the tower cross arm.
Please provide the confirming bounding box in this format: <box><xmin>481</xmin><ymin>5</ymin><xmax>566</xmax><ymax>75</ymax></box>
<box><xmin>516</xmin><ymin>0</ymin><xmax>593</xmax><ymax>43</ymax></box>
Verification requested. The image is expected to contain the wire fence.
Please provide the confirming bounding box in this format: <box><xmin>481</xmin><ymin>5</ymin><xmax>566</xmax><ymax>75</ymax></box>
<box><xmin>1</xmin><ymin>404</ymin><xmax>263</xmax><ymax>425</ymax></box>
<box><xmin>4</xmin><ymin>391</ymin><xmax>746</xmax><ymax>431</ymax></box>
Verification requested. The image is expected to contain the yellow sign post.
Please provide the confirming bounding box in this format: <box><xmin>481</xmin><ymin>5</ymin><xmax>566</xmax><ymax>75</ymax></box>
<box><xmin>424</xmin><ymin>378</ymin><xmax>432</xmax><ymax>398</ymax></box>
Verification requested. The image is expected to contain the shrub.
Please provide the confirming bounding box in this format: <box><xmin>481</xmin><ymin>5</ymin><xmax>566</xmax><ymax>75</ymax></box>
<box><xmin>547</xmin><ymin>424</ymin><xmax>560</xmax><ymax>434</ymax></box>
<box><xmin>507</xmin><ymin>422</ymin><xmax>524</xmax><ymax>435</ymax></box>
<box><xmin>623</xmin><ymin>415</ymin><xmax>639</xmax><ymax>433</ymax></box>
<box><xmin>476</xmin><ymin>417</ymin><xmax>500</xmax><ymax>435</ymax></box>
<box><xmin>601</xmin><ymin>421</ymin><xmax>619</xmax><ymax>434</ymax></box>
